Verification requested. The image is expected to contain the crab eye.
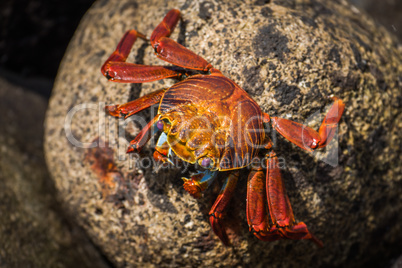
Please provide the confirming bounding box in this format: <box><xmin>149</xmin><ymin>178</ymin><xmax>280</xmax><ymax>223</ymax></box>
<box><xmin>200</xmin><ymin>157</ymin><xmax>213</xmax><ymax>169</ymax></box>
<box><xmin>156</xmin><ymin>120</ymin><xmax>164</xmax><ymax>130</ymax></box>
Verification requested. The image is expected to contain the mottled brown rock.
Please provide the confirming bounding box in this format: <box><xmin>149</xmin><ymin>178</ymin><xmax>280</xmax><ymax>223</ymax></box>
<box><xmin>44</xmin><ymin>0</ymin><xmax>402</xmax><ymax>267</ymax></box>
<box><xmin>0</xmin><ymin>78</ymin><xmax>110</xmax><ymax>268</ymax></box>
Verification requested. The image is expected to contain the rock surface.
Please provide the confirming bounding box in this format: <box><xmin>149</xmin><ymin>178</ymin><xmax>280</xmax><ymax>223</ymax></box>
<box><xmin>45</xmin><ymin>0</ymin><xmax>402</xmax><ymax>267</ymax></box>
<box><xmin>0</xmin><ymin>78</ymin><xmax>110</xmax><ymax>268</ymax></box>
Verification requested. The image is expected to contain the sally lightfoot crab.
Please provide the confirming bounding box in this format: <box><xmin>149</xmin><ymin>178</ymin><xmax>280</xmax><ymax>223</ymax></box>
<box><xmin>101</xmin><ymin>9</ymin><xmax>344</xmax><ymax>246</ymax></box>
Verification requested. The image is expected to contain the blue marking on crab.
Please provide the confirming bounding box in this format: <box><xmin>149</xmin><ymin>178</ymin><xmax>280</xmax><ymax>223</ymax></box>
<box><xmin>194</xmin><ymin>169</ymin><xmax>218</xmax><ymax>189</ymax></box>
<box><xmin>155</xmin><ymin>131</ymin><xmax>175</xmax><ymax>165</ymax></box>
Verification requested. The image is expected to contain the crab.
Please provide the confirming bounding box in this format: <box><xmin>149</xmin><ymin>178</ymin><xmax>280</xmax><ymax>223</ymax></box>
<box><xmin>101</xmin><ymin>9</ymin><xmax>344</xmax><ymax>247</ymax></box>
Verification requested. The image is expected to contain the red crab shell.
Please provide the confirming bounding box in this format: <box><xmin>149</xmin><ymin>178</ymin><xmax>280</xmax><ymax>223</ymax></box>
<box><xmin>158</xmin><ymin>73</ymin><xmax>265</xmax><ymax>171</ymax></box>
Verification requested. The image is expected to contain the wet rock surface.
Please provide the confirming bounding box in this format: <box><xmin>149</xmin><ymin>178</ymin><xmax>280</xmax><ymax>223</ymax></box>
<box><xmin>45</xmin><ymin>0</ymin><xmax>402</xmax><ymax>267</ymax></box>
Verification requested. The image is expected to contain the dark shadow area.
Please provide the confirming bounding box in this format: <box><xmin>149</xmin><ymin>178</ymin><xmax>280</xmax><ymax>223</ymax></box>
<box><xmin>350</xmin><ymin>0</ymin><xmax>402</xmax><ymax>42</ymax></box>
<box><xmin>0</xmin><ymin>0</ymin><xmax>96</xmax><ymax>98</ymax></box>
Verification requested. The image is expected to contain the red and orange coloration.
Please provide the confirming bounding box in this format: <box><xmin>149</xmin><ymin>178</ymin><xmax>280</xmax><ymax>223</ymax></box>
<box><xmin>101</xmin><ymin>9</ymin><xmax>344</xmax><ymax>246</ymax></box>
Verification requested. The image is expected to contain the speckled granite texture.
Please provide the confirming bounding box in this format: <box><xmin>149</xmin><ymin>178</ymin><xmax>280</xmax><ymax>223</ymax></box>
<box><xmin>44</xmin><ymin>0</ymin><xmax>402</xmax><ymax>267</ymax></box>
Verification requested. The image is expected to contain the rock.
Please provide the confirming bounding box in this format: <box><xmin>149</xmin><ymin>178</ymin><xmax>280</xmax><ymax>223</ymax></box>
<box><xmin>392</xmin><ymin>255</ymin><xmax>402</xmax><ymax>268</ymax></box>
<box><xmin>0</xmin><ymin>78</ymin><xmax>110</xmax><ymax>268</ymax></box>
<box><xmin>44</xmin><ymin>0</ymin><xmax>402</xmax><ymax>267</ymax></box>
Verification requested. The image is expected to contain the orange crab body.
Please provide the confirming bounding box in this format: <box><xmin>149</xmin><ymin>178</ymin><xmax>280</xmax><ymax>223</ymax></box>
<box><xmin>101</xmin><ymin>9</ymin><xmax>344</xmax><ymax>246</ymax></box>
<box><xmin>158</xmin><ymin>73</ymin><xmax>264</xmax><ymax>170</ymax></box>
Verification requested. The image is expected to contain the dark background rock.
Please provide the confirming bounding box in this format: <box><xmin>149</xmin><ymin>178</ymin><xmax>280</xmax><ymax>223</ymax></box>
<box><xmin>350</xmin><ymin>0</ymin><xmax>402</xmax><ymax>42</ymax></box>
<box><xmin>0</xmin><ymin>78</ymin><xmax>111</xmax><ymax>267</ymax></box>
<box><xmin>0</xmin><ymin>0</ymin><xmax>95</xmax><ymax>97</ymax></box>
<box><xmin>44</xmin><ymin>0</ymin><xmax>402</xmax><ymax>267</ymax></box>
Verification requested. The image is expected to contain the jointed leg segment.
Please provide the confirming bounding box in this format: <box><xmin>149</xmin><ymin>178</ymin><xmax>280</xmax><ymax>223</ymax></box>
<box><xmin>247</xmin><ymin>149</ymin><xmax>323</xmax><ymax>247</ymax></box>
<box><xmin>101</xmin><ymin>29</ymin><xmax>186</xmax><ymax>83</ymax></box>
<box><xmin>126</xmin><ymin>115</ymin><xmax>159</xmax><ymax>153</ymax></box>
<box><xmin>246</xmin><ymin>98</ymin><xmax>344</xmax><ymax>246</ymax></box>
<box><xmin>209</xmin><ymin>171</ymin><xmax>239</xmax><ymax>246</ymax></box>
<box><xmin>105</xmin><ymin>89</ymin><xmax>164</xmax><ymax>153</ymax></box>
<box><xmin>101</xmin><ymin>9</ymin><xmax>213</xmax><ymax>84</ymax></box>
<box><xmin>266</xmin><ymin>97</ymin><xmax>345</xmax><ymax>152</ymax></box>
<box><xmin>150</xmin><ymin>9</ymin><xmax>213</xmax><ymax>71</ymax></box>
<box><xmin>106</xmin><ymin>88</ymin><xmax>165</xmax><ymax>118</ymax></box>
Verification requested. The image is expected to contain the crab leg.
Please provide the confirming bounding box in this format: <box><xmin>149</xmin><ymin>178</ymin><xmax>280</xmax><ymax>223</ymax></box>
<box><xmin>246</xmin><ymin>149</ymin><xmax>322</xmax><ymax>246</ymax></box>
<box><xmin>268</xmin><ymin>97</ymin><xmax>345</xmax><ymax>152</ymax></box>
<box><xmin>150</xmin><ymin>9</ymin><xmax>213</xmax><ymax>71</ymax></box>
<box><xmin>150</xmin><ymin>9</ymin><xmax>181</xmax><ymax>45</ymax></box>
<box><xmin>103</xmin><ymin>63</ymin><xmax>188</xmax><ymax>83</ymax></box>
<box><xmin>102</xmin><ymin>30</ymin><xmax>146</xmax><ymax>71</ymax></box>
<box><xmin>246</xmin><ymin>166</ymin><xmax>270</xmax><ymax>236</ymax></box>
<box><xmin>127</xmin><ymin>115</ymin><xmax>159</xmax><ymax>153</ymax></box>
<box><xmin>101</xmin><ymin>29</ymin><xmax>186</xmax><ymax>82</ymax></box>
<box><xmin>209</xmin><ymin>171</ymin><xmax>239</xmax><ymax>246</ymax></box>
<box><xmin>246</xmin><ymin>159</ymin><xmax>288</xmax><ymax>242</ymax></box>
<box><xmin>265</xmin><ymin>151</ymin><xmax>323</xmax><ymax>247</ymax></box>
<box><xmin>266</xmin><ymin>151</ymin><xmax>294</xmax><ymax>226</ymax></box>
<box><xmin>106</xmin><ymin>89</ymin><xmax>165</xmax><ymax>118</ymax></box>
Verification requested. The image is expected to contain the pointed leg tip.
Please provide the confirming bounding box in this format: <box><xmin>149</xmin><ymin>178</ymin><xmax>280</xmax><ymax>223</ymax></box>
<box><xmin>126</xmin><ymin>145</ymin><xmax>138</xmax><ymax>153</ymax></box>
<box><xmin>209</xmin><ymin>213</ymin><xmax>231</xmax><ymax>246</ymax></box>
<box><xmin>136</xmin><ymin>31</ymin><xmax>148</xmax><ymax>40</ymax></box>
<box><xmin>105</xmin><ymin>105</ymin><xmax>122</xmax><ymax>117</ymax></box>
<box><xmin>310</xmin><ymin>234</ymin><xmax>324</xmax><ymax>248</ymax></box>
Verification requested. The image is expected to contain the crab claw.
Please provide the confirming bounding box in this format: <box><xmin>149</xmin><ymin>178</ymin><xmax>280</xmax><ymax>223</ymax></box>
<box><xmin>182</xmin><ymin>176</ymin><xmax>203</xmax><ymax>199</ymax></box>
<box><xmin>182</xmin><ymin>170</ymin><xmax>218</xmax><ymax>199</ymax></box>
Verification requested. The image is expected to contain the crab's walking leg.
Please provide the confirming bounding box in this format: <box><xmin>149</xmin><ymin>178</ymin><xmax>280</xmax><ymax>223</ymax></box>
<box><xmin>101</xmin><ymin>30</ymin><xmax>146</xmax><ymax>70</ymax></box>
<box><xmin>246</xmin><ymin>146</ymin><xmax>323</xmax><ymax>246</ymax></box>
<box><xmin>209</xmin><ymin>171</ymin><xmax>239</xmax><ymax>246</ymax></box>
<box><xmin>246</xmin><ymin>160</ymin><xmax>288</xmax><ymax>242</ymax></box>
<box><xmin>127</xmin><ymin>115</ymin><xmax>159</xmax><ymax>153</ymax></box>
<box><xmin>101</xmin><ymin>29</ymin><xmax>186</xmax><ymax>83</ymax></box>
<box><xmin>266</xmin><ymin>151</ymin><xmax>294</xmax><ymax>226</ymax></box>
<box><xmin>266</xmin><ymin>150</ymin><xmax>323</xmax><ymax>247</ymax></box>
<box><xmin>106</xmin><ymin>89</ymin><xmax>165</xmax><ymax>118</ymax></box>
<box><xmin>267</xmin><ymin>97</ymin><xmax>345</xmax><ymax>152</ymax></box>
<box><xmin>150</xmin><ymin>9</ymin><xmax>213</xmax><ymax>71</ymax></box>
<box><xmin>246</xmin><ymin>166</ymin><xmax>271</xmax><ymax>238</ymax></box>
